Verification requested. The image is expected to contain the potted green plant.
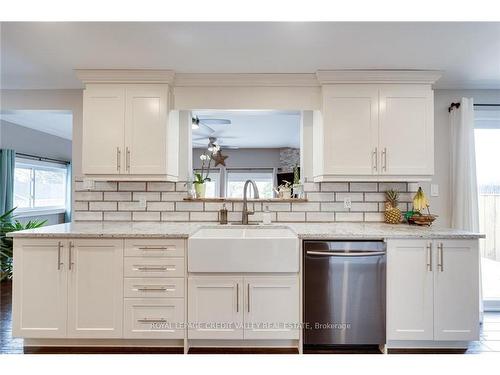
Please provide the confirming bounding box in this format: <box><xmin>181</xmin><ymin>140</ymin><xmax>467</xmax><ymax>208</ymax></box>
<box><xmin>194</xmin><ymin>152</ymin><xmax>213</xmax><ymax>198</ymax></box>
<box><xmin>1</xmin><ymin>207</ymin><xmax>46</xmax><ymax>281</ymax></box>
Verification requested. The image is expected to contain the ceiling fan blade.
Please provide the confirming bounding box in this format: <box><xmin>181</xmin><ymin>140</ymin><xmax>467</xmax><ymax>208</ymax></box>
<box><xmin>196</xmin><ymin>122</ymin><xmax>215</xmax><ymax>134</ymax></box>
<box><xmin>199</xmin><ymin>118</ymin><xmax>231</xmax><ymax>125</ymax></box>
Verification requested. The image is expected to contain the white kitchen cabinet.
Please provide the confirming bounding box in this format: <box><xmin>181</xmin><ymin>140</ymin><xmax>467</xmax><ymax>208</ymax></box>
<box><xmin>12</xmin><ymin>239</ymin><xmax>68</xmax><ymax>338</ymax></box>
<box><xmin>82</xmin><ymin>83</ymin><xmax>178</xmax><ymax>180</ymax></box>
<box><xmin>244</xmin><ymin>276</ymin><xmax>299</xmax><ymax>340</ymax></box>
<box><xmin>387</xmin><ymin>239</ymin><xmax>480</xmax><ymax>342</ymax></box>
<box><xmin>379</xmin><ymin>85</ymin><xmax>434</xmax><ymax>175</ymax></box>
<box><xmin>433</xmin><ymin>240</ymin><xmax>479</xmax><ymax>341</ymax></box>
<box><xmin>67</xmin><ymin>239</ymin><xmax>123</xmax><ymax>338</ymax></box>
<box><xmin>82</xmin><ymin>85</ymin><xmax>126</xmax><ymax>175</ymax></box>
<box><xmin>387</xmin><ymin>239</ymin><xmax>434</xmax><ymax>341</ymax></box>
<box><xmin>188</xmin><ymin>276</ymin><xmax>243</xmax><ymax>340</ymax></box>
<box><xmin>313</xmin><ymin>83</ymin><xmax>434</xmax><ymax>181</ymax></box>
<box><xmin>319</xmin><ymin>85</ymin><xmax>379</xmax><ymax>176</ymax></box>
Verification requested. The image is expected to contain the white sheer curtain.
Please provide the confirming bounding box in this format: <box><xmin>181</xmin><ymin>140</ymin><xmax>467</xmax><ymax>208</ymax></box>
<box><xmin>450</xmin><ymin>97</ymin><xmax>479</xmax><ymax>232</ymax></box>
<box><xmin>449</xmin><ymin>97</ymin><xmax>482</xmax><ymax>321</ymax></box>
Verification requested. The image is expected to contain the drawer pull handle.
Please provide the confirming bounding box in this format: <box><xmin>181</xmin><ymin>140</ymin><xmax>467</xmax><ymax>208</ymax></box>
<box><xmin>135</xmin><ymin>286</ymin><xmax>175</xmax><ymax>292</ymax></box>
<box><xmin>137</xmin><ymin>246</ymin><xmax>171</xmax><ymax>251</ymax></box>
<box><xmin>137</xmin><ymin>318</ymin><xmax>167</xmax><ymax>323</ymax></box>
<box><xmin>134</xmin><ymin>266</ymin><xmax>173</xmax><ymax>271</ymax></box>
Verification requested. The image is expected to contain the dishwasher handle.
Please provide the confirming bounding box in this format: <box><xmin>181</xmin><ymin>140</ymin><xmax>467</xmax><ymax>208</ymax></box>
<box><xmin>306</xmin><ymin>250</ymin><xmax>386</xmax><ymax>257</ymax></box>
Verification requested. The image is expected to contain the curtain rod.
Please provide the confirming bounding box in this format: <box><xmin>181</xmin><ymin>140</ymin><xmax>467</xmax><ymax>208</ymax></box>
<box><xmin>448</xmin><ymin>103</ymin><xmax>500</xmax><ymax>113</ymax></box>
<box><xmin>16</xmin><ymin>152</ymin><xmax>70</xmax><ymax>165</ymax></box>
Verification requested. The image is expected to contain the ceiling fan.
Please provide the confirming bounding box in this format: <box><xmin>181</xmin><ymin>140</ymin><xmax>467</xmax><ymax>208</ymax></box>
<box><xmin>192</xmin><ymin>116</ymin><xmax>239</xmax><ymax>149</ymax></box>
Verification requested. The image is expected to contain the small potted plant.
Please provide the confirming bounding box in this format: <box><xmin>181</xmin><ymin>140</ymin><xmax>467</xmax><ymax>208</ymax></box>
<box><xmin>275</xmin><ymin>180</ymin><xmax>293</xmax><ymax>199</ymax></box>
<box><xmin>194</xmin><ymin>151</ymin><xmax>214</xmax><ymax>198</ymax></box>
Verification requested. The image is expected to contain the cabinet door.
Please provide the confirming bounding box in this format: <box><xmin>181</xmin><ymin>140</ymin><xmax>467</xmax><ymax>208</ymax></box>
<box><xmin>12</xmin><ymin>239</ymin><xmax>68</xmax><ymax>338</ymax></box>
<box><xmin>434</xmin><ymin>240</ymin><xmax>480</xmax><ymax>341</ymax></box>
<box><xmin>387</xmin><ymin>239</ymin><xmax>434</xmax><ymax>341</ymax></box>
<box><xmin>244</xmin><ymin>277</ymin><xmax>299</xmax><ymax>340</ymax></box>
<box><xmin>321</xmin><ymin>85</ymin><xmax>379</xmax><ymax>175</ymax></box>
<box><xmin>125</xmin><ymin>84</ymin><xmax>169</xmax><ymax>175</ymax></box>
<box><xmin>82</xmin><ymin>85</ymin><xmax>126</xmax><ymax>174</ymax></box>
<box><xmin>379</xmin><ymin>85</ymin><xmax>434</xmax><ymax>175</ymax></box>
<box><xmin>67</xmin><ymin>239</ymin><xmax>123</xmax><ymax>338</ymax></box>
<box><xmin>188</xmin><ymin>276</ymin><xmax>243</xmax><ymax>339</ymax></box>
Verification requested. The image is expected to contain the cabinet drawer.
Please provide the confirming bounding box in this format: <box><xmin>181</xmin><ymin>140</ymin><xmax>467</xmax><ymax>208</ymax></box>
<box><xmin>124</xmin><ymin>239</ymin><xmax>185</xmax><ymax>258</ymax></box>
<box><xmin>124</xmin><ymin>298</ymin><xmax>185</xmax><ymax>339</ymax></box>
<box><xmin>124</xmin><ymin>257</ymin><xmax>184</xmax><ymax>278</ymax></box>
<box><xmin>124</xmin><ymin>278</ymin><xmax>185</xmax><ymax>298</ymax></box>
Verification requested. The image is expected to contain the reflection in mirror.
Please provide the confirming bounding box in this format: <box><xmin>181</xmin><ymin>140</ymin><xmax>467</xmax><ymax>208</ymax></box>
<box><xmin>191</xmin><ymin>110</ymin><xmax>301</xmax><ymax>199</ymax></box>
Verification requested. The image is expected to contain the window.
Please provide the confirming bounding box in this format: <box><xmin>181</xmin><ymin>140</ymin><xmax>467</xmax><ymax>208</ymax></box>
<box><xmin>226</xmin><ymin>169</ymin><xmax>274</xmax><ymax>199</ymax></box>
<box><xmin>14</xmin><ymin>159</ymin><xmax>68</xmax><ymax>212</ymax></box>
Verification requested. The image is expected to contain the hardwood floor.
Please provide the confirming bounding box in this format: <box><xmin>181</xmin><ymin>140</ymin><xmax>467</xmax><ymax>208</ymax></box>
<box><xmin>1</xmin><ymin>280</ymin><xmax>499</xmax><ymax>354</ymax></box>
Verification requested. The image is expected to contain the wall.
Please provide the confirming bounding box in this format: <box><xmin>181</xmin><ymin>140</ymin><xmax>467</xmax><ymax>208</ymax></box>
<box><xmin>0</xmin><ymin>120</ymin><xmax>72</xmax><ymax>161</ymax></box>
<box><xmin>192</xmin><ymin>148</ymin><xmax>282</xmax><ymax>170</ymax></box>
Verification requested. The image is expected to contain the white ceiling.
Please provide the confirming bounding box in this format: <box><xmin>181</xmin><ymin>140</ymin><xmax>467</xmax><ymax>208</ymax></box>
<box><xmin>192</xmin><ymin>110</ymin><xmax>300</xmax><ymax>148</ymax></box>
<box><xmin>0</xmin><ymin>110</ymin><xmax>73</xmax><ymax>139</ymax></box>
<box><xmin>1</xmin><ymin>22</ymin><xmax>500</xmax><ymax>89</ymax></box>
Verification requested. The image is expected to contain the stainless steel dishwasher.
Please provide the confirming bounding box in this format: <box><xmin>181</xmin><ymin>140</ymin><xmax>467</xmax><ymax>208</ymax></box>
<box><xmin>303</xmin><ymin>240</ymin><xmax>386</xmax><ymax>347</ymax></box>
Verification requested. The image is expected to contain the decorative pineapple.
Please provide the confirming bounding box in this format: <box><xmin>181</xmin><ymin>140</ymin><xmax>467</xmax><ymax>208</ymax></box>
<box><xmin>384</xmin><ymin>189</ymin><xmax>402</xmax><ymax>224</ymax></box>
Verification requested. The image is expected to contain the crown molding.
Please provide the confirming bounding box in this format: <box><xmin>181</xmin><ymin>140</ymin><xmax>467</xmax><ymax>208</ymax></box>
<box><xmin>316</xmin><ymin>70</ymin><xmax>442</xmax><ymax>85</ymax></box>
<box><xmin>75</xmin><ymin>69</ymin><xmax>176</xmax><ymax>84</ymax></box>
<box><xmin>174</xmin><ymin>73</ymin><xmax>319</xmax><ymax>87</ymax></box>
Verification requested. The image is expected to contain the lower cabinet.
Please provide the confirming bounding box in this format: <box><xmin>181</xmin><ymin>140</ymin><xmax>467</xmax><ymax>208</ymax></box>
<box><xmin>387</xmin><ymin>239</ymin><xmax>479</xmax><ymax>342</ymax></box>
<box><xmin>188</xmin><ymin>276</ymin><xmax>299</xmax><ymax>340</ymax></box>
<box><xmin>13</xmin><ymin>238</ymin><xmax>123</xmax><ymax>339</ymax></box>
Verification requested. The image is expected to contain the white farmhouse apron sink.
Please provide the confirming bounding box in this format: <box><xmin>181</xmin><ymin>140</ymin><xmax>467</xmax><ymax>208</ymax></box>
<box><xmin>188</xmin><ymin>226</ymin><xmax>299</xmax><ymax>273</ymax></box>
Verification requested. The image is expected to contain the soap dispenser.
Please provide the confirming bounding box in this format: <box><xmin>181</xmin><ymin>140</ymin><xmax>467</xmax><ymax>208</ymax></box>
<box><xmin>262</xmin><ymin>205</ymin><xmax>272</xmax><ymax>225</ymax></box>
<box><xmin>219</xmin><ymin>203</ymin><xmax>228</xmax><ymax>225</ymax></box>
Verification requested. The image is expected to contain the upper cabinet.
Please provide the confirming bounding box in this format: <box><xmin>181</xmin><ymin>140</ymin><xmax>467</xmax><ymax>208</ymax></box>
<box><xmin>313</xmin><ymin>71</ymin><xmax>440</xmax><ymax>181</ymax></box>
<box><xmin>79</xmin><ymin>70</ymin><xmax>179</xmax><ymax>181</ymax></box>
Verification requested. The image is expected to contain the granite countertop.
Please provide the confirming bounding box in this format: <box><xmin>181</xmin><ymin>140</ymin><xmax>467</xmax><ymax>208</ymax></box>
<box><xmin>7</xmin><ymin>221</ymin><xmax>485</xmax><ymax>240</ymax></box>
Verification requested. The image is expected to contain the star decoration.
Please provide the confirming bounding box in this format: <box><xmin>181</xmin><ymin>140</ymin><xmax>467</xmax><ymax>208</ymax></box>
<box><xmin>212</xmin><ymin>150</ymin><xmax>228</xmax><ymax>167</ymax></box>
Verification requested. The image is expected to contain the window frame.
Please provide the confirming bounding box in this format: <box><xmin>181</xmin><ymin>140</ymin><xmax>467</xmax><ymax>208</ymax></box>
<box><xmin>14</xmin><ymin>157</ymin><xmax>69</xmax><ymax>216</ymax></box>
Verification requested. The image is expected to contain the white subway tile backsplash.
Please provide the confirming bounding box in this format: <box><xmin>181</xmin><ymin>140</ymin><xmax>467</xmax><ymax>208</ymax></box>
<box><xmin>147</xmin><ymin>201</ymin><xmax>175</xmax><ymax>211</ymax></box>
<box><xmin>147</xmin><ymin>182</ymin><xmax>175</xmax><ymax>192</ymax></box>
<box><xmin>175</xmin><ymin>201</ymin><xmax>204</xmax><ymax>211</ymax></box>
<box><xmin>118</xmin><ymin>201</ymin><xmax>146</xmax><ymax>211</ymax></box>
<box><xmin>119</xmin><ymin>182</ymin><xmax>147</xmax><ymax>191</ymax></box>
<box><xmin>320</xmin><ymin>183</ymin><xmax>349</xmax><ymax>192</ymax></box>
<box><xmin>104</xmin><ymin>211</ymin><xmax>132</xmax><ymax>221</ymax></box>
<box><xmin>161</xmin><ymin>212</ymin><xmax>190</xmax><ymax>222</ymax></box>
<box><xmin>132</xmin><ymin>211</ymin><xmax>161</xmax><ymax>221</ymax></box>
<box><xmin>190</xmin><ymin>212</ymin><xmax>219</xmax><ymax>221</ymax></box>
<box><xmin>291</xmin><ymin>202</ymin><xmax>320</xmax><ymax>212</ymax></box>
<box><xmin>75</xmin><ymin>191</ymin><xmax>103</xmax><ymax>201</ymax></box>
<box><xmin>89</xmin><ymin>201</ymin><xmax>117</xmax><ymax>211</ymax></box>
<box><xmin>306</xmin><ymin>212</ymin><xmax>335</xmax><ymax>222</ymax></box>
<box><xmin>73</xmin><ymin>211</ymin><xmax>102</xmax><ymax>221</ymax></box>
<box><xmin>350</xmin><ymin>182</ymin><xmax>378</xmax><ymax>192</ymax></box>
<box><xmin>104</xmin><ymin>192</ymin><xmax>132</xmax><ymax>201</ymax></box>
<box><xmin>335</xmin><ymin>212</ymin><xmax>364</xmax><ymax>222</ymax></box>
<box><xmin>306</xmin><ymin>192</ymin><xmax>335</xmax><ymax>202</ymax></box>
<box><xmin>277</xmin><ymin>212</ymin><xmax>306</xmax><ymax>222</ymax></box>
<box><xmin>335</xmin><ymin>192</ymin><xmax>364</xmax><ymax>202</ymax></box>
<box><xmin>73</xmin><ymin>180</ymin><xmax>416</xmax><ymax>223</ymax></box>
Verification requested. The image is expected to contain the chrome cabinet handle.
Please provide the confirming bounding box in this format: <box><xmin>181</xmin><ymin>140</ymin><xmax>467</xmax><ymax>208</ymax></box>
<box><xmin>137</xmin><ymin>318</ymin><xmax>166</xmax><ymax>323</ymax></box>
<box><xmin>134</xmin><ymin>266</ymin><xmax>170</xmax><ymax>271</ymax></box>
<box><xmin>382</xmin><ymin>147</ymin><xmax>387</xmax><ymax>172</ymax></box>
<box><xmin>68</xmin><ymin>242</ymin><xmax>74</xmax><ymax>270</ymax></box>
<box><xmin>426</xmin><ymin>242</ymin><xmax>432</xmax><ymax>272</ymax></box>
<box><xmin>135</xmin><ymin>286</ymin><xmax>171</xmax><ymax>292</ymax></box>
<box><xmin>126</xmin><ymin>147</ymin><xmax>130</xmax><ymax>172</ymax></box>
<box><xmin>437</xmin><ymin>243</ymin><xmax>444</xmax><ymax>272</ymax></box>
<box><xmin>137</xmin><ymin>246</ymin><xmax>171</xmax><ymax>251</ymax></box>
<box><xmin>247</xmin><ymin>283</ymin><xmax>250</xmax><ymax>313</ymax></box>
<box><xmin>57</xmin><ymin>241</ymin><xmax>63</xmax><ymax>270</ymax></box>
<box><xmin>116</xmin><ymin>147</ymin><xmax>121</xmax><ymax>172</ymax></box>
<box><xmin>236</xmin><ymin>283</ymin><xmax>239</xmax><ymax>312</ymax></box>
<box><xmin>372</xmin><ymin>147</ymin><xmax>378</xmax><ymax>171</ymax></box>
